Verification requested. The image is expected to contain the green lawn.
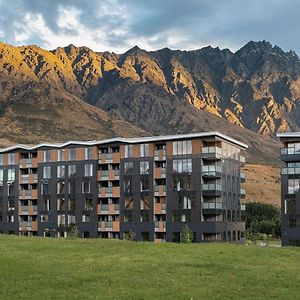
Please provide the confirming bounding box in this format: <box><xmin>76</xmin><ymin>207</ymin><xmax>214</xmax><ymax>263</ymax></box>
<box><xmin>0</xmin><ymin>235</ymin><xmax>299</xmax><ymax>300</ymax></box>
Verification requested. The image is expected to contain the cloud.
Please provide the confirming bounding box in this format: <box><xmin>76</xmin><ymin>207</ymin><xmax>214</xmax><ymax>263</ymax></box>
<box><xmin>0</xmin><ymin>0</ymin><xmax>300</xmax><ymax>54</ymax></box>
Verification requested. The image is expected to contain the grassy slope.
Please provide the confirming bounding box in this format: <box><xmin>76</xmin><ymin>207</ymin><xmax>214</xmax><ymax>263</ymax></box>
<box><xmin>0</xmin><ymin>235</ymin><xmax>299</xmax><ymax>300</ymax></box>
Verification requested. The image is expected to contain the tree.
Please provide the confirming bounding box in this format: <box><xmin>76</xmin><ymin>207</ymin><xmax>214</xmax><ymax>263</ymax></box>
<box><xmin>245</xmin><ymin>202</ymin><xmax>281</xmax><ymax>238</ymax></box>
<box><xmin>123</xmin><ymin>230</ymin><xmax>136</xmax><ymax>241</ymax></box>
<box><xmin>181</xmin><ymin>224</ymin><xmax>194</xmax><ymax>243</ymax></box>
<box><xmin>68</xmin><ymin>223</ymin><xmax>79</xmax><ymax>239</ymax></box>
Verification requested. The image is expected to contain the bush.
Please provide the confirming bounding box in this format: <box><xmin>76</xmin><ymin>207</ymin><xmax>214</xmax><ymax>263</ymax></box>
<box><xmin>181</xmin><ymin>225</ymin><xmax>194</xmax><ymax>243</ymax></box>
<box><xmin>245</xmin><ymin>202</ymin><xmax>281</xmax><ymax>238</ymax></box>
<box><xmin>123</xmin><ymin>230</ymin><xmax>136</xmax><ymax>241</ymax></box>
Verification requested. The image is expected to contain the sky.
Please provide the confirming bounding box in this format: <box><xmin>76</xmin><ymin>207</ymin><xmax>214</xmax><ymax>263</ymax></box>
<box><xmin>0</xmin><ymin>0</ymin><xmax>299</xmax><ymax>54</ymax></box>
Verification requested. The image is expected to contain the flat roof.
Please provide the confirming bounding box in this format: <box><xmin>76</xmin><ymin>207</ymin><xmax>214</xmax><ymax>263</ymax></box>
<box><xmin>276</xmin><ymin>132</ymin><xmax>300</xmax><ymax>139</ymax></box>
<box><xmin>0</xmin><ymin>131</ymin><xmax>248</xmax><ymax>153</ymax></box>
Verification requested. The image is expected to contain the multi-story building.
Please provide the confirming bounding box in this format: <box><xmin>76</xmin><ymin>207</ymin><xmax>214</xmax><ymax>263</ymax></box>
<box><xmin>277</xmin><ymin>132</ymin><xmax>300</xmax><ymax>246</ymax></box>
<box><xmin>0</xmin><ymin>132</ymin><xmax>247</xmax><ymax>242</ymax></box>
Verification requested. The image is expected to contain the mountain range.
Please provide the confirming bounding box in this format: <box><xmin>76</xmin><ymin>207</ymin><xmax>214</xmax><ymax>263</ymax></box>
<box><xmin>1</xmin><ymin>40</ymin><xmax>296</xmax><ymax>163</ymax></box>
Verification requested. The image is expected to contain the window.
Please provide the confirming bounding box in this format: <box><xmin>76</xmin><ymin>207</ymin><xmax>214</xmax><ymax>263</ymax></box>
<box><xmin>173</xmin><ymin>140</ymin><xmax>192</xmax><ymax>155</ymax></box>
<box><xmin>68</xmin><ymin>180</ymin><xmax>76</xmax><ymax>194</ymax></box>
<box><xmin>57</xmin><ymin>149</ymin><xmax>64</xmax><ymax>161</ymax></box>
<box><xmin>288</xmin><ymin>179</ymin><xmax>300</xmax><ymax>194</ymax></box>
<box><xmin>57</xmin><ymin>215</ymin><xmax>65</xmax><ymax>227</ymax></box>
<box><xmin>0</xmin><ymin>169</ymin><xmax>3</xmax><ymax>186</ymax></box>
<box><xmin>140</xmin><ymin>144</ymin><xmax>149</xmax><ymax>157</ymax></box>
<box><xmin>68</xmin><ymin>215</ymin><xmax>75</xmax><ymax>226</ymax></box>
<box><xmin>7</xmin><ymin>168</ymin><xmax>15</xmax><ymax>181</ymax></box>
<box><xmin>178</xmin><ymin>195</ymin><xmax>192</xmax><ymax>209</ymax></box>
<box><xmin>41</xmin><ymin>215</ymin><xmax>48</xmax><ymax>222</ymax></box>
<box><xmin>82</xmin><ymin>215</ymin><xmax>90</xmax><ymax>222</ymax></box>
<box><xmin>82</xmin><ymin>181</ymin><xmax>91</xmax><ymax>194</ymax></box>
<box><xmin>41</xmin><ymin>182</ymin><xmax>49</xmax><ymax>195</ymax></box>
<box><xmin>85</xmin><ymin>198</ymin><xmax>93</xmax><ymax>211</ymax></box>
<box><xmin>0</xmin><ymin>154</ymin><xmax>3</xmax><ymax>166</ymax></box>
<box><xmin>8</xmin><ymin>153</ymin><xmax>15</xmax><ymax>165</ymax></box>
<box><xmin>140</xmin><ymin>161</ymin><xmax>149</xmax><ymax>174</ymax></box>
<box><xmin>84</xmin><ymin>164</ymin><xmax>93</xmax><ymax>177</ymax></box>
<box><xmin>286</xmin><ymin>199</ymin><xmax>296</xmax><ymax>214</ymax></box>
<box><xmin>57</xmin><ymin>166</ymin><xmax>65</xmax><ymax>178</ymax></box>
<box><xmin>44</xmin><ymin>150</ymin><xmax>51</xmax><ymax>162</ymax></box>
<box><xmin>85</xmin><ymin>147</ymin><xmax>93</xmax><ymax>160</ymax></box>
<box><xmin>124</xmin><ymin>162</ymin><xmax>133</xmax><ymax>175</ymax></box>
<box><xmin>57</xmin><ymin>197</ymin><xmax>65</xmax><ymax>211</ymax></box>
<box><xmin>68</xmin><ymin>148</ymin><xmax>76</xmax><ymax>161</ymax></box>
<box><xmin>125</xmin><ymin>197</ymin><xmax>133</xmax><ymax>210</ymax></box>
<box><xmin>68</xmin><ymin>165</ymin><xmax>76</xmax><ymax>177</ymax></box>
<box><xmin>124</xmin><ymin>145</ymin><xmax>133</xmax><ymax>158</ymax></box>
<box><xmin>68</xmin><ymin>198</ymin><xmax>76</xmax><ymax>211</ymax></box>
<box><xmin>173</xmin><ymin>159</ymin><xmax>192</xmax><ymax>173</ymax></box>
<box><xmin>43</xmin><ymin>166</ymin><xmax>51</xmax><ymax>179</ymax></box>
<box><xmin>57</xmin><ymin>180</ymin><xmax>65</xmax><ymax>194</ymax></box>
<box><xmin>140</xmin><ymin>195</ymin><xmax>150</xmax><ymax>209</ymax></box>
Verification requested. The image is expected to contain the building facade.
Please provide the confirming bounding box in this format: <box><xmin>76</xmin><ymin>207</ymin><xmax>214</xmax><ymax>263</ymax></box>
<box><xmin>0</xmin><ymin>132</ymin><xmax>247</xmax><ymax>242</ymax></box>
<box><xmin>277</xmin><ymin>132</ymin><xmax>300</xmax><ymax>246</ymax></box>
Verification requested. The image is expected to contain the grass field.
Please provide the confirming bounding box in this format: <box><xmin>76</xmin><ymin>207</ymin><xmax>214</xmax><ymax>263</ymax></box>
<box><xmin>0</xmin><ymin>235</ymin><xmax>299</xmax><ymax>300</ymax></box>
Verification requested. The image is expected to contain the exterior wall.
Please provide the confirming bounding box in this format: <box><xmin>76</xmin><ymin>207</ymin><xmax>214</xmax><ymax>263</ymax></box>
<box><xmin>0</xmin><ymin>134</ymin><xmax>246</xmax><ymax>243</ymax></box>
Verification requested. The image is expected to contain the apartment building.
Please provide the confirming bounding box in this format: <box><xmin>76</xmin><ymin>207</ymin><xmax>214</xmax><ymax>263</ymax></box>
<box><xmin>277</xmin><ymin>132</ymin><xmax>300</xmax><ymax>246</ymax></box>
<box><xmin>0</xmin><ymin>132</ymin><xmax>247</xmax><ymax>243</ymax></box>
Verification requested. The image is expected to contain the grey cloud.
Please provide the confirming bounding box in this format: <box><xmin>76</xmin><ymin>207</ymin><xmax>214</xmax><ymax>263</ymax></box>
<box><xmin>0</xmin><ymin>0</ymin><xmax>300</xmax><ymax>54</ymax></box>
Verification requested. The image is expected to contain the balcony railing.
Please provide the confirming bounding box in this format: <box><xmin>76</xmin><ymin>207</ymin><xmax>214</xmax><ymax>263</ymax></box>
<box><xmin>202</xmin><ymin>147</ymin><xmax>222</xmax><ymax>160</ymax></box>
<box><xmin>154</xmin><ymin>149</ymin><xmax>166</xmax><ymax>160</ymax></box>
<box><xmin>202</xmin><ymin>184</ymin><xmax>223</xmax><ymax>191</ymax></box>
<box><xmin>101</xmin><ymin>204</ymin><xmax>109</xmax><ymax>211</ymax></box>
<box><xmin>281</xmin><ymin>167</ymin><xmax>300</xmax><ymax>175</ymax></box>
<box><xmin>202</xmin><ymin>202</ymin><xmax>224</xmax><ymax>209</ymax></box>
<box><xmin>202</xmin><ymin>165</ymin><xmax>222</xmax><ymax>177</ymax></box>
<box><xmin>281</xmin><ymin>148</ymin><xmax>300</xmax><ymax>155</ymax></box>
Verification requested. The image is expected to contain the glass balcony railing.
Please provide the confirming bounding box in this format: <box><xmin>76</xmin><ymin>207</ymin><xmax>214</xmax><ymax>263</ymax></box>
<box><xmin>281</xmin><ymin>148</ymin><xmax>300</xmax><ymax>155</ymax></box>
<box><xmin>202</xmin><ymin>147</ymin><xmax>222</xmax><ymax>159</ymax></box>
<box><xmin>202</xmin><ymin>165</ymin><xmax>222</xmax><ymax>177</ymax></box>
<box><xmin>105</xmin><ymin>221</ymin><xmax>113</xmax><ymax>228</ymax></box>
<box><xmin>202</xmin><ymin>184</ymin><xmax>223</xmax><ymax>191</ymax></box>
<box><xmin>202</xmin><ymin>202</ymin><xmax>224</xmax><ymax>209</ymax></box>
<box><xmin>154</xmin><ymin>185</ymin><xmax>166</xmax><ymax>192</ymax></box>
<box><xmin>101</xmin><ymin>204</ymin><xmax>109</xmax><ymax>211</ymax></box>
<box><xmin>281</xmin><ymin>167</ymin><xmax>300</xmax><ymax>175</ymax></box>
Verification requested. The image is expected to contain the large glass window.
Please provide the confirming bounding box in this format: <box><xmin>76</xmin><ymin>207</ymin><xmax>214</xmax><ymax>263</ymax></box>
<box><xmin>173</xmin><ymin>159</ymin><xmax>192</xmax><ymax>173</ymax></box>
<box><xmin>57</xmin><ymin>180</ymin><xmax>65</xmax><ymax>194</ymax></box>
<box><xmin>44</xmin><ymin>150</ymin><xmax>51</xmax><ymax>162</ymax></box>
<box><xmin>173</xmin><ymin>140</ymin><xmax>192</xmax><ymax>155</ymax></box>
<box><xmin>124</xmin><ymin>162</ymin><xmax>133</xmax><ymax>175</ymax></box>
<box><xmin>84</xmin><ymin>164</ymin><xmax>93</xmax><ymax>177</ymax></box>
<box><xmin>0</xmin><ymin>154</ymin><xmax>3</xmax><ymax>166</ymax></box>
<box><xmin>85</xmin><ymin>147</ymin><xmax>93</xmax><ymax>160</ymax></box>
<box><xmin>57</xmin><ymin>197</ymin><xmax>65</xmax><ymax>211</ymax></box>
<box><xmin>124</xmin><ymin>145</ymin><xmax>133</xmax><ymax>158</ymax></box>
<box><xmin>140</xmin><ymin>161</ymin><xmax>149</xmax><ymax>174</ymax></box>
<box><xmin>43</xmin><ymin>166</ymin><xmax>51</xmax><ymax>179</ymax></box>
<box><xmin>0</xmin><ymin>169</ymin><xmax>3</xmax><ymax>185</ymax></box>
<box><xmin>288</xmin><ymin>179</ymin><xmax>300</xmax><ymax>194</ymax></box>
<box><xmin>82</xmin><ymin>181</ymin><xmax>91</xmax><ymax>193</ymax></box>
<box><xmin>57</xmin><ymin>149</ymin><xmax>63</xmax><ymax>161</ymax></box>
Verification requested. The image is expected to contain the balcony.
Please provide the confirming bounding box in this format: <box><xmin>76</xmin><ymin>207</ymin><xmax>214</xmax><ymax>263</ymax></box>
<box><xmin>19</xmin><ymin>206</ymin><xmax>28</xmax><ymax>215</ymax></box>
<box><xmin>154</xmin><ymin>167</ymin><xmax>166</xmax><ymax>179</ymax></box>
<box><xmin>154</xmin><ymin>221</ymin><xmax>166</xmax><ymax>232</ymax></box>
<box><xmin>19</xmin><ymin>221</ymin><xmax>37</xmax><ymax>231</ymax></box>
<box><xmin>154</xmin><ymin>203</ymin><xmax>166</xmax><ymax>214</ymax></box>
<box><xmin>202</xmin><ymin>202</ymin><xmax>224</xmax><ymax>210</ymax></box>
<box><xmin>98</xmin><ymin>221</ymin><xmax>115</xmax><ymax>231</ymax></box>
<box><xmin>98</xmin><ymin>153</ymin><xmax>115</xmax><ymax>164</ymax></box>
<box><xmin>154</xmin><ymin>149</ymin><xmax>166</xmax><ymax>161</ymax></box>
<box><xmin>19</xmin><ymin>174</ymin><xmax>38</xmax><ymax>184</ymax></box>
<box><xmin>154</xmin><ymin>185</ymin><xmax>166</xmax><ymax>196</ymax></box>
<box><xmin>202</xmin><ymin>165</ymin><xmax>222</xmax><ymax>178</ymax></box>
<box><xmin>280</xmin><ymin>148</ymin><xmax>300</xmax><ymax>162</ymax></box>
<box><xmin>19</xmin><ymin>158</ymin><xmax>38</xmax><ymax>169</ymax></box>
<box><xmin>202</xmin><ymin>147</ymin><xmax>222</xmax><ymax>160</ymax></box>
<box><xmin>202</xmin><ymin>184</ymin><xmax>223</xmax><ymax>197</ymax></box>
<box><xmin>98</xmin><ymin>170</ymin><xmax>109</xmax><ymax>180</ymax></box>
<box><xmin>240</xmin><ymin>172</ymin><xmax>246</xmax><ymax>183</ymax></box>
<box><xmin>19</xmin><ymin>189</ymin><xmax>38</xmax><ymax>200</ymax></box>
<box><xmin>281</xmin><ymin>167</ymin><xmax>300</xmax><ymax>175</ymax></box>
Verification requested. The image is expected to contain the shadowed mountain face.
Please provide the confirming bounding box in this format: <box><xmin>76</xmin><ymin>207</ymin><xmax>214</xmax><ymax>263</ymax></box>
<box><xmin>1</xmin><ymin>40</ymin><xmax>297</xmax><ymax>162</ymax></box>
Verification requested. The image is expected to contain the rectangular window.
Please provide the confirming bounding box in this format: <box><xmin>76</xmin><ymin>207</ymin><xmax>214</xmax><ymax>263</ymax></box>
<box><xmin>7</xmin><ymin>168</ymin><xmax>15</xmax><ymax>181</ymax></box>
<box><xmin>57</xmin><ymin>214</ymin><xmax>65</xmax><ymax>227</ymax></box>
<box><xmin>68</xmin><ymin>165</ymin><xmax>76</xmax><ymax>177</ymax></box>
<box><xmin>43</xmin><ymin>166</ymin><xmax>51</xmax><ymax>179</ymax></box>
<box><xmin>68</xmin><ymin>148</ymin><xmax>76</xmax><ymax>161</ymax></box>
<box><xmin>288</xmin><ymin>179</ymin><xmax>300</xmax><ymax>194</ymax></box>
<box><xmin>173</xmin><ymin>159</ymin><xmax>192</xmax><ymax>173</ymax></box>
<box><xmin>57</xmin><ymin>149</ymin><xmax>63</xmax><ymax>162</ymax></box>
<box><xmin>140</xmin><ymin>144</ymin><xmax>149</xmax><ymax>157</ymax></box>
<box><xmin>173</xmin><ymin>141</ymin><xmax>192</xmax><ymax>155</ymax></box>
<box><xmin>0</xmin><ymin>154</ymin><xmax>3</xmax><ymax>166</ymax></box>
<box><xmin>68</xmin><ymin>198</ymin><xmax>76</xmax><ymax>211</ymax></box>
<box><xmin>41</xmin><ymin>182</ymin><xmax>49</xmax><ymax>195</ymax></box>
<box><xmin>0</xmin><ymin>169</ymin><xmax>3</xmax><ymax>186</ymax></box>
<box><xmin>57</xmin><ymin>197</ymin><xmax>65</xmax><ymax>211</ymax></box>
<box><xmin>57</xmin><ymin>165</ymin><xmax>65</xmax><ymax>178</ymax></box>
<box><xmin>82</xmin><ymin>215</ymin><xmax>90</xmax><ymax>222</ymax></box>
<box><xmin>84</xmin><ymin>164</ymin><xmax>93</xmax><ymax>177</ymax></box>
<box><xmin>85</xmin><ymin>198</ymin><xmax>93</xmax><ymax>211</ymax></box>
<box><xmin>68</xmin><ymin>180</ymin><xmax>76</xmax><ymax>194</ymax></box>
<box><xmin>8</xmin><ymin>153</ymin><xmax>15</xmax><ymax>165</ymax></box>
<box><xmin>82</xmin><ymin>181</ymin><xmax>91</xmax><ymax>194</ymax></box>
<box><xmin>124</xmin><ymin>162</ymin><xmax>133</xmax><ymax>175</ymax></box>
<box><xmin>85</xmin><ymin>147</ymin><xmax>93</xmax><ymax>160</ymax></box>
<box><xmin>44</xmin><ymin>150</ymin><xmax>51</xmax><ymax>162</ymax></box>
<box><xmin>57</xmin><ymin>180</ymin><xmax>65</xmax><ymax>194</ymax></box>
<box><xmin>125</xmin><ymin>145</ymin><xmax>133</xmax><ymax>158</ymax></box>
<box><xmin>140</xmin><ymin>161</ymin><xmax>149</xmax><ymax>174</ymax></box>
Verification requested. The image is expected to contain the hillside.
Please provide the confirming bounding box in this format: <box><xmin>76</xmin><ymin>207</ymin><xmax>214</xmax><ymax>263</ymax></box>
<box><xmin>0</xmin><ymin>41</ymin><xmax>286</xmax><ymax>163</ymax></box>
<box><xmin>0</xmin><ymin>235</ymin><xmax>299</xmax><ymax>300</ymax></box>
